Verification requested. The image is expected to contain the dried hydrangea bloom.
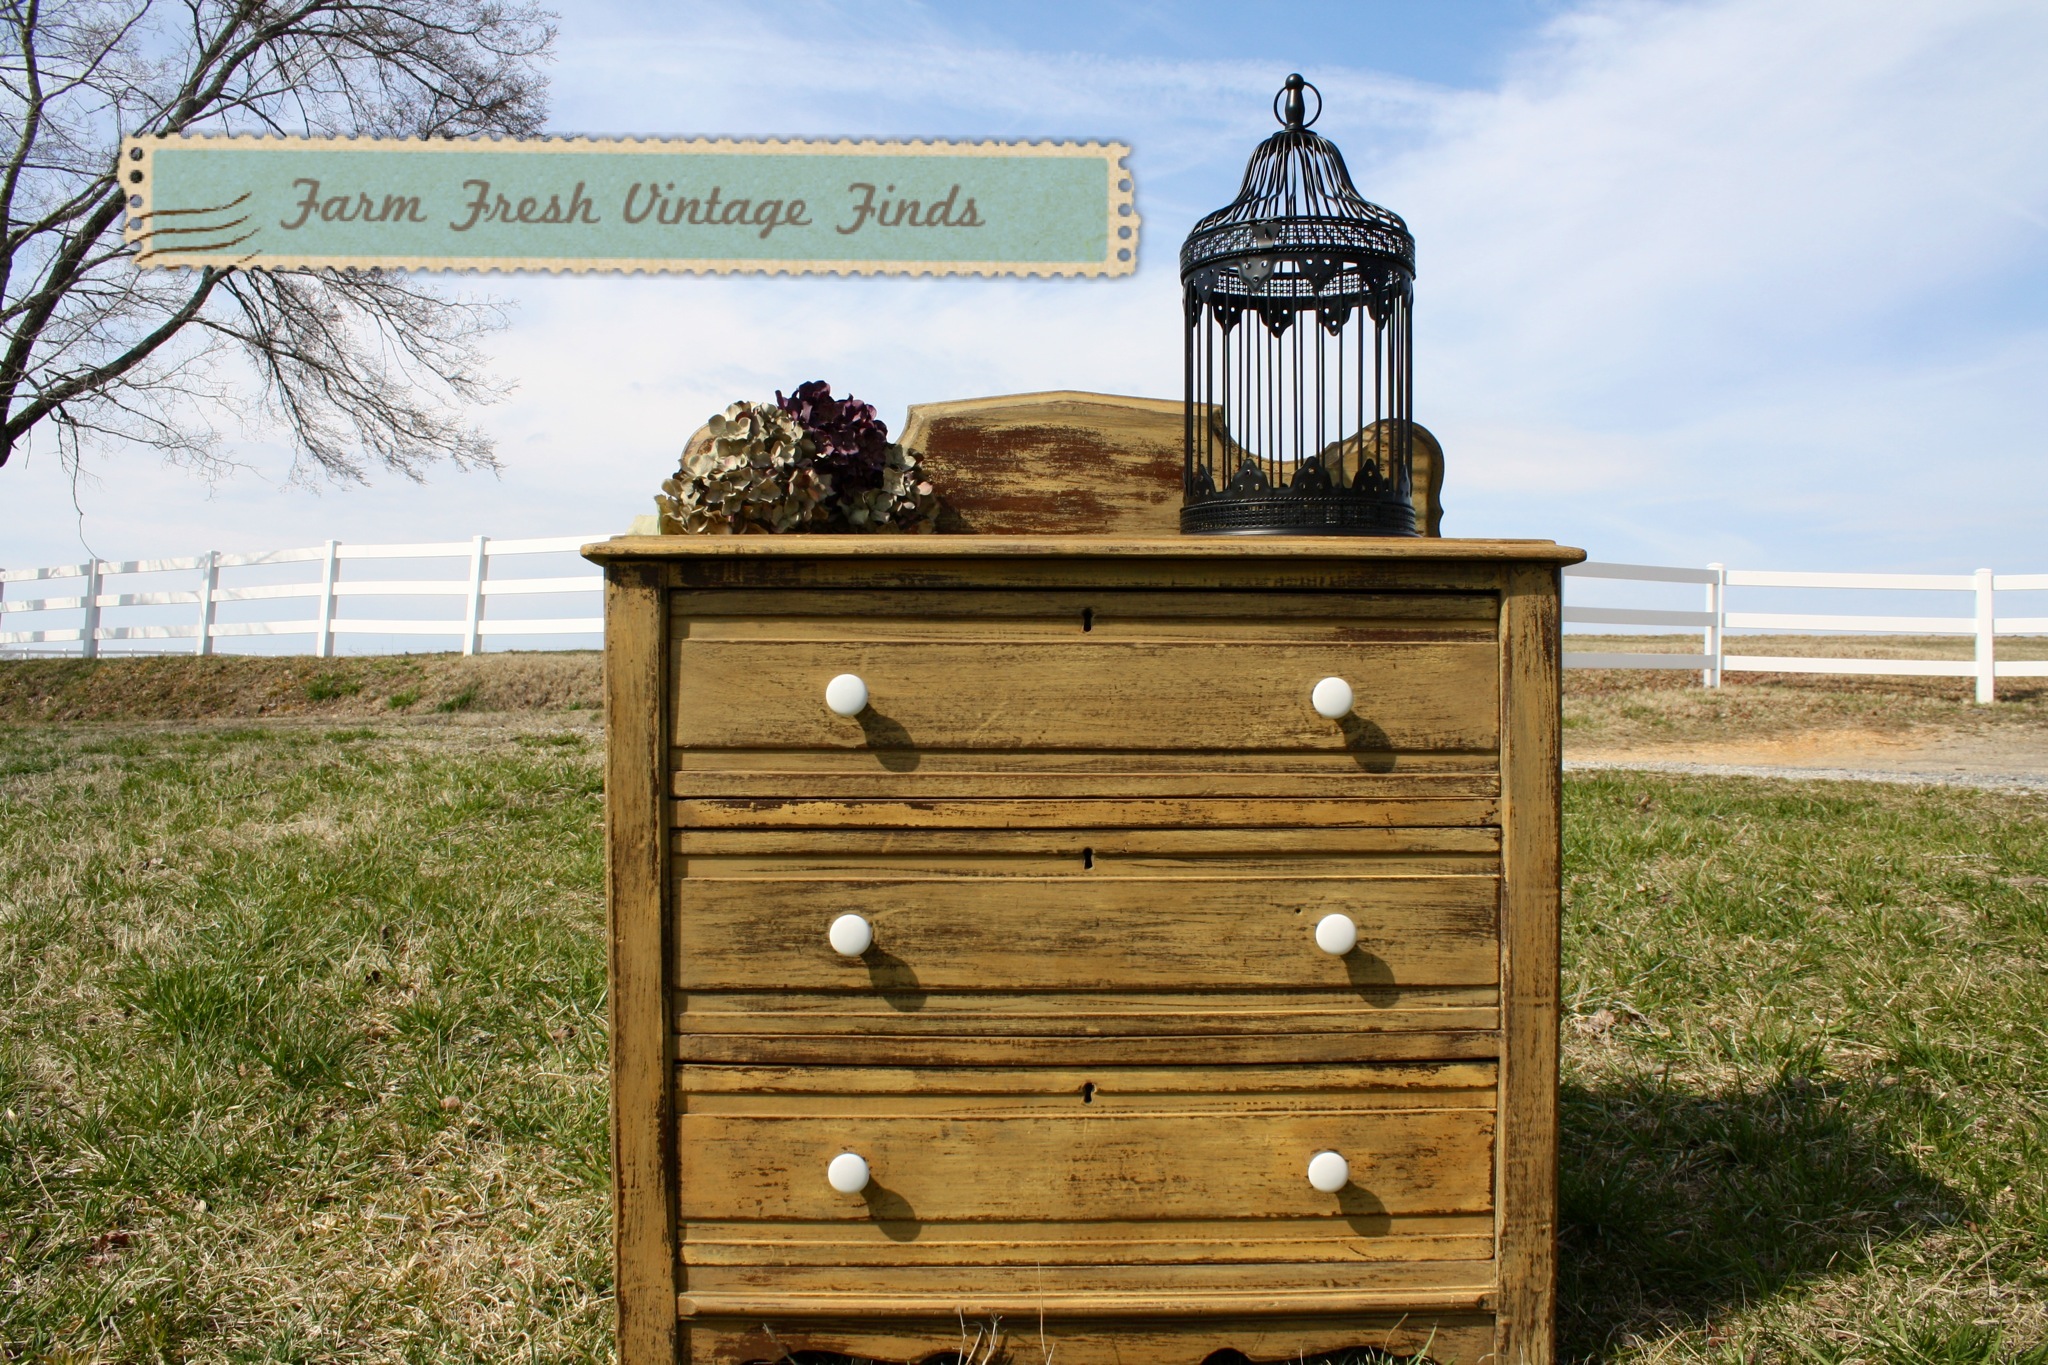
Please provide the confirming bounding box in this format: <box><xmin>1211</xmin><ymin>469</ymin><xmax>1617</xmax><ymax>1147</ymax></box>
<box><xmin>841</xmin><ymin>443</ymin><xmax>940</xmax><ymax>533</ymax></box>
<box><xmin>656</xmin><ymin>389</ymin><xmax>943</xmax><ymax>534</ymax></box>
<box><xmin>777</xmin><ymin>380</ymin><xmax>893</xmax><ymax>499</ymax></box>
<box><xmin>654</xmin><ymin>401</ymin><xmax>832</xmax><ymax>535</ymax></box>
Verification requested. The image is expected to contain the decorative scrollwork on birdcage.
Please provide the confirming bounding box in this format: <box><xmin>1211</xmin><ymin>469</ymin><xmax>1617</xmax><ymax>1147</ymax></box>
<box><xmin>1182</xmin><ymin>74</ymin><xmax>1418</xmax><ymax>536</ymax></box>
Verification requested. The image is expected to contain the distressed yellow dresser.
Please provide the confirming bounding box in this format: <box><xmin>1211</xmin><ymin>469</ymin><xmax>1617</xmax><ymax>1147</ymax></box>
<box><xmin>586</xmin><ymin>535</ymin><xmax>1582</xmax><ymax>1365</ymax></box>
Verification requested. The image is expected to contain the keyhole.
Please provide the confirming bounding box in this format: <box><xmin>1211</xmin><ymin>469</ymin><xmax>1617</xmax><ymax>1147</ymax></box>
<box><xmin>1081</xmin><ymin>847</ymin><xmax>1094</xmax><ymax>870</ymax></box>
<box><xmin>1081</xmin><ymin>608</ymin><xmax>1094</xmax><ymax>633</ymax></box>
<box><xmin>1081</xmin><ymin>1081</ymin><xmax>1096</xmax><ymax>1104</ymax></box>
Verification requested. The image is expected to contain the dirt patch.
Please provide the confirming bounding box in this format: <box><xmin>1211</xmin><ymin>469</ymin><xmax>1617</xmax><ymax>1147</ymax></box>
<box><xmin>0</xmin><ymin>652</ymin><xmax>600</xmax><ymax>723</ymax></box>
<box><xmin>1565</xmin><ymin>639</ymin><xmax>2048</xmax><ymax>783</ymax></box>
<box><xmin>1574</xmin><ymin>725</ymin><xmax>2048</xmax><ymax>774</ymax></box>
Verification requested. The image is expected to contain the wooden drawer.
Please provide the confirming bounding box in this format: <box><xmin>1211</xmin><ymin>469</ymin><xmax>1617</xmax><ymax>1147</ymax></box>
<box><xmin>675</xmin><ymin>873</ymin><xmax>1497</xmax><ymax>992</ymax></box>
<box><xmin>671</xmin><ymin>589</ymin><xmax>1498</xmax><ymax>760</ymax></box>
<box><xmin>674</xmin><ymin>823</ymin><xmax>1500</xmax><ymax>1065</ymax></box>
<box><xmin>675</xmin><ymin>1062</ymin><xmax>1496</xmax><ymax>1319</ymax></box>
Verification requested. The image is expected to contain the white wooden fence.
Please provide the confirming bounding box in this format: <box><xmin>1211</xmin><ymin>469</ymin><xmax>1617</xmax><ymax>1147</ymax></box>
<box><xmin>1563</xmin><ymin>562</ymin><xmax>2048</xmax><ymax>703</ymax></box>
<box><xmin>0</xmin><ymin>535</ymin><xmax>603</xmax><ymax>657</ymax></box>
<box><xmin>3</xmin><ymin>537</ymin><xmax>2044</xmax><ymax>702</ymax></box>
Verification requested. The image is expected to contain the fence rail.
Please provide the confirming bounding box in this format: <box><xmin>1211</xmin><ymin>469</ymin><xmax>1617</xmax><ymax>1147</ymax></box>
<box><xmin>0</xmin><ymin>534</ymin><xmax>604</xmax><ymax>657</ymax></box>
<box><xmin>4</xmin><ymin>537</ymin><xmax>2044</xmax><ymax>702</ymax></box>
<box><xmin>1561</xmin><ymin>562</ymin><xmax>2048</xmax><ymax>702</ymax></box>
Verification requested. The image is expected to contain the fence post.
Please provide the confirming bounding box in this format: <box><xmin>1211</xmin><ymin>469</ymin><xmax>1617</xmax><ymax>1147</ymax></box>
<box><xmin>314</xmin><ymin>539</ymin><xmax>339</xmax><ymax>659</ymax></box>
<box><xmin>1975</xmin><ymin>567</ymin><xmax>1995</xmax><ymax>705</ymax></box>
<box><xmin>80</xmin><ymin>559</ymin><xmax>103</xmax><ymax>659</ymax></box>
<box><xmin>1703</xmin><ymin>562</ymin><xmax>1726</xmax><ymax>688</ymax></box>
<box><xmin>194</xmin><ymin>550</ymin><xmax>219</xmax><ymax>657</ymax></box>
<box><xmin>462</xmin><ymin>534</ymin><xmax>488</xmax><ymax>656</ymax></box>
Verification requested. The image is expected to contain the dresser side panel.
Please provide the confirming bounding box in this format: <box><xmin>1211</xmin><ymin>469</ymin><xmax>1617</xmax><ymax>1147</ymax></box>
<box><xmin>606</xmin><ymin>564</ymin><xmax>681</xmax><ymax>1365</ymax></box>
<box><xmin>1495</xmin><ymin>564</ymin><xmax>1563</xmax><ymax>1365</ymax></box>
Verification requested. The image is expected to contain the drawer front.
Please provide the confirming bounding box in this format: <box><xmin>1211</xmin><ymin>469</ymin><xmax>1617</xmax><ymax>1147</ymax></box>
<box><xmin>683</xmin><ymin>1108</ymin><xmax>1493</xmax><ymax>1222</ymax></box>
<box><xmin>675</xmin><ymin>1063</ymin><xmax>1495</xmax><ymax>1318</ymax></box>
<box><xmin>674</xmin><ymin>824</ymin><xmax>1500</xmax><ymax>1063</ymax></box>
<box><xmin>670</xmin><ymin>589</ymin><xmax>1498</xmax><ymax>759</ymax></box>
<box><xmin>675</xmin><ymin>874</ymin><xmax>1497</xmax><ymax>992</ymax></box>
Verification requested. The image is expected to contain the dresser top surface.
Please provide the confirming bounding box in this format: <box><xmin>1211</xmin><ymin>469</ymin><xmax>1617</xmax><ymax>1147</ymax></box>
<box><xmin>583</xmin><ymin>535</ymin><xmax>1586</xmax><ymax>567</ymax></box>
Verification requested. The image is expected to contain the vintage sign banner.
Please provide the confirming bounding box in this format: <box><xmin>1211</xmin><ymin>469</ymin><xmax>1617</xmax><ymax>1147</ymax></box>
<box><xmin>121</xmin><ymin>136</ymin><xmax>1136</xmax><ymax>277</ymax></box>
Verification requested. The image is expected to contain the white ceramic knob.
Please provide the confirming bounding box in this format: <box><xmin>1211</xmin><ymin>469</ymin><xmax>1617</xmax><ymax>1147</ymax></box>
<box><xmin>1311</xmin><ymin>676</ymin><xmax>1353</xmax><ymax>719</ymax></box>
<box><xmin>825</xmin><ymin>673</ymin><xmax>869</xmax><ymax>716</ymax></box>
<box><xmin>828</xmin><ymin>1151</ymin><xmax>870</xmax><ymax>1193</ymax></box>
<box><xmin>828</xmin><ymin>913</ymin><xmax>873</xmax><ymax>957</ymax></box>
<box><xmin>1315</xmin><ymin>912</ymin><xmax>1358</xmax><ymax>956</ymax></box>
<box><xmin>1307</xmin><ymin>1150</ymin><xmax>1350</xmax><ymax>1193</ymax></box>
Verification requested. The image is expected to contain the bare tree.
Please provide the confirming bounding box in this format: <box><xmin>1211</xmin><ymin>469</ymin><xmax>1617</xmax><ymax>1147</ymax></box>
<box><xmin>0</xmin><ymin>0</ymin><xmax>554</xmax><ymax>485</ymax></box>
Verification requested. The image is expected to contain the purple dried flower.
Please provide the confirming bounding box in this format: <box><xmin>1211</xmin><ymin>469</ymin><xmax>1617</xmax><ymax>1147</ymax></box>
<box><xmin>776</xmin><ymin>380</ymin><xmax>892</xmax><ymax>496</ymax></box>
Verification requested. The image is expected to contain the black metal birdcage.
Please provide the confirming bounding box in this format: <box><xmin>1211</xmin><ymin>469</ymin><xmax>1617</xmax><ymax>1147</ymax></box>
<box><xmin>1182</xmin><ymin>74</ymin><xmax>1418</xmax><ymax>535</ymax></box>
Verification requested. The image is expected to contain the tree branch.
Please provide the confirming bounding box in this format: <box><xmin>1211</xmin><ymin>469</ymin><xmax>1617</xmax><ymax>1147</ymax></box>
<box><xmin>0</xmin><ymin>262</ymin><xmax>219</xmax><ymax>457</ymax></box>
<box><xmin>0</xmin><ymin>0</ymin><xmax>552</xmax><ymax>479</ymax></box>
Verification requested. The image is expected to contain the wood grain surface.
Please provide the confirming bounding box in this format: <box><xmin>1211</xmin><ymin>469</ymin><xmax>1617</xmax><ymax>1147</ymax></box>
<box><xmin>673</xmin><ymin>1029</ymin><xmax>1502</xmax><ymax>1068</ymax></box>
<box><xmin>586</xmin><ymin>534</ymin><xmax>1581</xmax><ymax>564</ymax></box>
<box><xmin>676</xmin><ymin>795</ymin><xmax>1499</xmax><ymax>828</ymax></box>
<box><xmin>603</xmin><ymin>565</ymin><xmax>680</xmax><ymax>1365</ymax></box>
<box><xmin>663</xmin><ymin>551</ymin><xmax>1517</xmax><ymax>595</ymax></box>
<box><xmin>672</xmin><ymin>875</ymin><xmax>1498</xmax><ymax>991</ymax></box>
<box><xmin>680</xmin><ymin>1214</ymin><xmax>1497</xmax><ymax>1266</ymax></box>
<box><xmin>893</xmin><ymin>390</ymin><xmax>1447</xmax><ymax>539</ymax></box>
<box><xmin>677</xmin><ymin>992</ymin><xmax>1500</xmax><ymax>1037</ymax></box>
<box><xmin>682</xmin><ymin>1311</ymin><xmax>1498</xmax><ymax>1365</ymax></box>
<box><xmin>673</xmin><ymin>825</ymin><xmax>1500</xmax><ymax>881</ymax></box>
<box><xmin>672</xmin><ymin>587</ymin><xmax>1496</xmax><ymax>636</ymax></box>
<box><xmin>900</xmin><ymin>391</ymin><xmax>1186</xmax><ymax>538</ymax></box>
<box><xmin>673</xmin><ymin>747</ymin><xmax>1502</xmax><ymax>781</ymax></box>
<box><xmin>673</xmin><ymin>767</ymin><xmax>1501</xmax><ymax>799</ymax></box>
<box><xmin>679</xmin><ymin>1109</ymin><xmax>1492</xmax><ymax>1222</ymax></box>
<box><xmin>676</xmin><ymin>1267</ymin><xmax>1498</xmax><ymax>1319</ymax></box>
<box><xmin>673</xmin><ymin>639</ymin><xmax>1499</xmax><ymax>753</ymax></box>
<box><xmin>680</xmin><ymin>1060</ymin><xmax>1496</xmax><ymax>1097</ymax></box>
<box><xmin>586</xmin><ymin>537</ymin><xmax>1581</xmax><ymax>1365</ymax></box>
<box><xmin>1495</xmin><ymin>564</ymin><xmax>1565</xmax><ymax>1365</ymax></box>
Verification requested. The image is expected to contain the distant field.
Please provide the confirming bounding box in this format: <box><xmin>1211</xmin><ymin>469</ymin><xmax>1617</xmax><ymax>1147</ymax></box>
<box><xmin>0</xmin><ymin>652</ymin><xmax>603</xmax><ymax>724</ymax></box>
<box><xmin>1555</xmin><ymin>636</ymin><xmax>2048</xmax><ymax>779</ymax></box>
<box><xmin>2</xmin><ymin>711</ymin><xmax>2045</xmax><ymax>1361</ymax></box>
<box><xmin>1568</xmin><ymin>633</ymin><xmax>2048</xmax><ymax>663</ymax></box>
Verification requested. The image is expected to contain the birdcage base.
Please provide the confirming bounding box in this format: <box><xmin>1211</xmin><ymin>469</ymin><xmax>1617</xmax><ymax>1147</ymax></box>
<box><xmin>1180</xmin><ymin>494</ymin><xmax>1418</xmax><ymax>536</ymax></box>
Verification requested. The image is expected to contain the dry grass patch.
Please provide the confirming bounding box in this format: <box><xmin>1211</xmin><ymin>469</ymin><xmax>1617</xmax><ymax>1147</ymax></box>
<box><xmin>1563</xmin><ymin>636</ymin><xmax>2048</xmax><ymax>762</ymax></box>
<box><xmin>0</xmin><ymin>653</ymin><xmax>601</xmax><ymax>724</ymax></box>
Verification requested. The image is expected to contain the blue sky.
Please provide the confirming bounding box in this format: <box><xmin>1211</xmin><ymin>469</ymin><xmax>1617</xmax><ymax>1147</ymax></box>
<box><xmin>7</xmin><ymin>0</ymin><xmax>2047</xmax><ymax>574</ymax></box>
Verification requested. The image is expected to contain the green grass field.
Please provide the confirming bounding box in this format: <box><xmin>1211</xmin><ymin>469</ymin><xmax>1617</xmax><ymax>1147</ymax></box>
<box><xmin>0</xmin><ymin>720</ymin><xmax>612</xmax><ymax>1362</ymax></box>
<box><xmin>2</xmin><ymin>718</ymin><xmax>2044</xmax><ymax>1362</ymax></box>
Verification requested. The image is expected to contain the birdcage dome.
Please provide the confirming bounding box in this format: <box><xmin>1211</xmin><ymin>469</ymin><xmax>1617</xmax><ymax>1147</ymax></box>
<box><xmin>1180</xmin><ymin>74</ymin><xmax>1420</xmax><ymax>536</ymax></box>
<box><xmin>1180</xmin><ymin>93</ymin><xmax>1413</xmax><ymax>317</ymax></box>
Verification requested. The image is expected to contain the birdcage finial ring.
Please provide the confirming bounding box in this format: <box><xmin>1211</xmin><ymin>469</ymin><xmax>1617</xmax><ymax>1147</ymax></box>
<box><xmin>1274</xmin><ymin>74</ymin><xmax>1321</xmax><ymax>130</ymax></box>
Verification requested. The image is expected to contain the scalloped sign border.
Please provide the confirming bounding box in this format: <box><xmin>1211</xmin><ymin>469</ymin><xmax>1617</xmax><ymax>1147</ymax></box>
<box><xmin>120</xmin><ymin>135</ymin><xmax>1137</xmax><ymax>277</ymax></box>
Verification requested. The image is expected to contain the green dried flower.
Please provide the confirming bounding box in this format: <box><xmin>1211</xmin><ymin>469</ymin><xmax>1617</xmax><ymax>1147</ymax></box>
<box><xmin>654</xmin><ymin>401</ymin><xmax>832</xmax><ymax>535</ymax></box>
